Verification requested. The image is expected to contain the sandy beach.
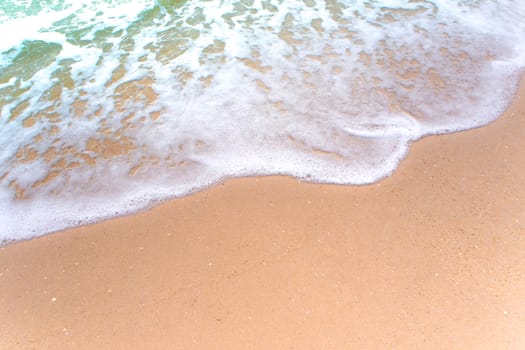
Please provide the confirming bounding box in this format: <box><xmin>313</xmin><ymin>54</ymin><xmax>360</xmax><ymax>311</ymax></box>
<box><xmin>1</xmin><ymin>76</ymin><xmax>524</xmax><ymax>348</ymax></box>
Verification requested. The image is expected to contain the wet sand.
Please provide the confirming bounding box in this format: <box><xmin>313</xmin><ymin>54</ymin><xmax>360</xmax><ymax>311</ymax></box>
<box><xmin>1</xmin><ymin>77</ymin><xmax>525</xmax><ymax>349</ymax></box>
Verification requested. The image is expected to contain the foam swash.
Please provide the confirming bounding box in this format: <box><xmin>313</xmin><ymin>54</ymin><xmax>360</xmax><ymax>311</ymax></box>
<box><xmin>1</xmin><ymin>0</ymin><xmax>524</xmax><ymax>241</ymax></box>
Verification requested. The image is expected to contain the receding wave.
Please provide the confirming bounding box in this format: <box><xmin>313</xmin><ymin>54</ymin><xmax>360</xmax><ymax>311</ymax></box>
<box><xmin>1</xmin><ymin>0</ymin><xmax>524</xmax><ymax>241</ymax></box>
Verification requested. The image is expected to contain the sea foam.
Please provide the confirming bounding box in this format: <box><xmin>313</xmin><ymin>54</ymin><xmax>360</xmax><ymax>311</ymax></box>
<box><xmin>0</xmin><ymin>0</ymin><xmax>524</xmax><ymax>242</ymax></box>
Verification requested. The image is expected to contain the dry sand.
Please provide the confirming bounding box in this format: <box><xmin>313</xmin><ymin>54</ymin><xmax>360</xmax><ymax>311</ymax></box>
<box><xmin>1</xmin><ymin>77</ymin><xmax>525</xmax><ymax>349</ymax></box>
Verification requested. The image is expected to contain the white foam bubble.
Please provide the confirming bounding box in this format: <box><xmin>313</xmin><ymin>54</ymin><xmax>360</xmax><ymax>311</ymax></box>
<box><xmin>1</xmin><ymin>0</ymin><xmax>524</xmax><ymax>242</ymax></box>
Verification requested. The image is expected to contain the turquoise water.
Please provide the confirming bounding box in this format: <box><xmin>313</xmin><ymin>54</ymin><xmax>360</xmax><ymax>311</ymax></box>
<box><xmin>1</xmin><ymin>0</ymin><xmax>524</xmax><ymax>242</ymax></box>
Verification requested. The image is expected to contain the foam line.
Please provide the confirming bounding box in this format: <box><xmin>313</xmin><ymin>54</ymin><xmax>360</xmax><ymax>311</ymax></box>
<box><xmin>0</xmin><ymin>0</ymin><xmax>524</xmax><ymax>242</ymax></box>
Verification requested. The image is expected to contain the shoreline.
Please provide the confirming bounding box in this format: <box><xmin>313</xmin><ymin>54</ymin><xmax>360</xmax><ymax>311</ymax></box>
<box><xmin>1</xmin><ymin>76</ymin><xmax>524</xmax><ymax>348</ymax></box>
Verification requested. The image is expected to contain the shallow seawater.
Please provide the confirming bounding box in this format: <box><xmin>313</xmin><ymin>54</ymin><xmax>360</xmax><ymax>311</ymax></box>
<box><xmin>0</xmin><ymin>0</ymin><xmax>524</xmax><ymax>241</ymax></box>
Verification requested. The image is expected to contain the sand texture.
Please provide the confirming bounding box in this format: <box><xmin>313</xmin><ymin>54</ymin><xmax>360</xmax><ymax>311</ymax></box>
<box><xmin>1</xmin><ymin>77</ymin><xmax>525</xmax><ymax>349</ymax></box>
